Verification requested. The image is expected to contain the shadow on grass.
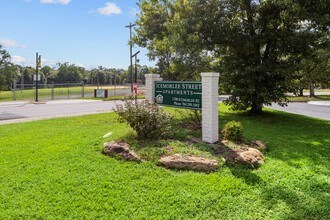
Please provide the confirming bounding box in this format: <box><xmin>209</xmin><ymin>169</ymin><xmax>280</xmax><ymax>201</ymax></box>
<box><xmin>261</xmin><ymin>182</ymin><xmax>330</xmax><ymax>219</ymax></box>
<box><xmin>212</xmin><ymin>142</ymin><xmax>264</xmax><ymax>185</ymax></box>
<box><xmin>220</xmin><ymin>107</ymin><xmax>330</xmax><ymax>219</ymax></box>
<box><xmin>220</xmin><ymin>109</ymin><xmax>329</xmax><ymax>163</ymax></box>
<box><xmin>228</xmin><ymin>165</ymin><xmax>264</xmax><ymax>185</ymax></box>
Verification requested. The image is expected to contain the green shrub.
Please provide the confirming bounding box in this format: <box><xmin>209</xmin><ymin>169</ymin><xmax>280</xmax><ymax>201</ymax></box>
<box><xmin>180</xmin><ymin>109</ymin><xmax>202</xmax><ymax>129</ymax></box>
<box><xmin>114</xmin><ymin>100</ymin><xmax>172</xmax><ymax>140</ymax></box>
<box><xmin>221</xmin><ymin>121</ymin><xmax>243</xmax><ymax>141</ymax></box>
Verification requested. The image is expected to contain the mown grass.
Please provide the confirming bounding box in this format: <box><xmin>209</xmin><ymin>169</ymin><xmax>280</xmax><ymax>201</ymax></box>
<box><xmin>0</xmin><ymin>86</ymin><xmax>84</xmax><ymax>101</ymax></box>
<box><xmin>0</xmin><ymin>85</ymin><xmax>130</xmax><ymax>101</ymax></box>
<box><xmin>288</xmin><ymin>95</ymin><xmax>330</xmax><ymax>102</ymax></box>
<box><xmin>304</xmin><ymin>89</ymin><xmax>330</xmax><ymax>93</ymax></box>
<box><xmin>0</xmin><ymin>104</ymin><xmax>329</xmax><ymax>219</ymax></box>
<box><xmin>89</xmin><ymin>94</ymin><xmax>145</xmax><ymax>101</ymax></box>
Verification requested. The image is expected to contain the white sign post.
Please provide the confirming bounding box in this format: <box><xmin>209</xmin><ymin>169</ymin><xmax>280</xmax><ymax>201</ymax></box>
<box><xmin>145</xmin><ymin>74</ymin><xmax>162</xmax><ymax>103</ymax></box>
<box><xmin>201</xmin><ymin>72</ymin><xmax>219</xmax><ymax>143</ymax></box>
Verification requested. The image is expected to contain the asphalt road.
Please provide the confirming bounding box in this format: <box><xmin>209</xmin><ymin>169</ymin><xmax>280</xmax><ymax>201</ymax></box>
<box><xmin>219</xmin><ymin>94</ymin><xmax>330</xmax><ymax>121</ymax></box>
<box><xmin>0</xmin><ymin>100</ymin><xmax>122</xmax><ymax>125</ymax></box>
<box><xmin>0</xmin><ymin>97</ymin><xmax>329</xmax><ymax>125</ymax></box>
<box><xmin>267</xmin><ymin>102</ymin><xmax>330</xmax><ymax>121</ymax></box>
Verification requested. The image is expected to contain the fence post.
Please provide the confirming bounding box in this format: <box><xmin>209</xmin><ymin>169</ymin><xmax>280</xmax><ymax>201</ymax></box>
<box><xmin>13</xmin><ymin>80</ymin><xmax>17</xmax><ymax>101</ymax></box>
<box><xmin>51</xmin><ymin>81</ymin><xmax>54</xmax><ymax>100</ymax></box>
<box><xmin>82</xmin><ymin>81</ymin><xmax>85</xmax><ymax>98</ymax></box>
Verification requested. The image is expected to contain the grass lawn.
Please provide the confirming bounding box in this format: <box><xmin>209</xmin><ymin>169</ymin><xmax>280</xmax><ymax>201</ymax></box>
<box><xmin>86</xmin><ymin>94</ymin><xmax>145</xmax><ymax>101</ymax></box>
<box><xmin>288</xmin><ymin>95</ymin><xmax>330</xmax><ymax>102</ymax></box>
<box><xmin>0</xmin><ymin>104</ymin><xmax>329</xmax><ymax>219</ymax></box>
<box><xmin>0</xmin><ymin>85</ymin><xmax>130</xmax><ymax>101</ymax></box>
<box><xmin>304</xmin><ymin>89</ymin><xmax>330</xmax><ymax>93</ymax></box>
<box><xmin>0</xmin><ymin>86</ymin><xmax>84</xmax><ymax>101</ymax></box>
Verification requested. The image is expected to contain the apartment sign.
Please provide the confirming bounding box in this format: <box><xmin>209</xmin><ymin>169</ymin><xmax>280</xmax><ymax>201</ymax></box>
<box><xmin>155</xmin><ymin>81</ymin><xmax>202</xmax><ymax>110</ymax></box>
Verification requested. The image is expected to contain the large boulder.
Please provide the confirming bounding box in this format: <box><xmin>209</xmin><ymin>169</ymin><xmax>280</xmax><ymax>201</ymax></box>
<box><xmin>159</xmin><ymin>154</ymin><xmax>218</xmax><ymax>172</ymax></box>
<box><xmin>104</xmin><ymin>141</ymin><xmax>141</xmax><ymax>162</ymax></box>
<box><xmin>235</xmin><ymin>148</ymin><xmax>264</xmax><ymax>166</ymax></box>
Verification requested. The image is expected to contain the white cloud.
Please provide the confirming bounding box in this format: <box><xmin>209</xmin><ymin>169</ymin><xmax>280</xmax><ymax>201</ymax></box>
<box><xmin>97</xmin><ymin>2</ymin><xmax>121</xmax><ymax>16</ymax></box>
<box><xmin>0</xmin><ymin>38</ymin><xmax>27</xmax><ymax>48</ymax></box>
<box><xmin>12</xmin><ymin>56</ymin><xmax>27</xmax><ymax>64</ymax></box>
<box><xmin>40</xmin><ymin>0</ymin><xmax>71</xmax><ymax>4</ymax></box>
<box><xmin>40</xmin><ymin>58</ymin><xmax>58</xmax><ymax>67</ymax></box>
<box><xmin>11</xmin><ymin>56</ymin><xmax>58</xmax><ymax>67</ymax></box>
<box><xmin>75</xmin><ymin>63</ymin><xmax>85</xmax><ymax>68</ymax></box>
<box><xmin>129</xmin><ymin>8</ymin><xmax>139</xmax><ymax>18</ymax></box>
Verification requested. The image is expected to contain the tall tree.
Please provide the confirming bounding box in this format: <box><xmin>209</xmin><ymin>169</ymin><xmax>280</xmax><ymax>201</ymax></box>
<box><xmin>40</xmin><ymin>66</ymin><xmax>52</xmax><ymax>83</ymax></box>
<box><xmin>298</xmin><ymin>47</ymin><xmax>330</xmax><ymax>97</ymax></box>
<box><xmin>135</xmin><ymin>0</ymin><xmax>329</xmax><ymax>113</ymax></box>
<box><xmin>56</xmin><ymin>62</ymin><xmax>84</xmax><ymax>83</ymax></box>
<box><xmin>135</xmin><ymin>0</ymin><xmax>212</xmax><ymax>80</ymax></box>
<box><xmin>0</xmin><ymin>45</ymin><xmax>15</xmax><ymax>90</ymax></box>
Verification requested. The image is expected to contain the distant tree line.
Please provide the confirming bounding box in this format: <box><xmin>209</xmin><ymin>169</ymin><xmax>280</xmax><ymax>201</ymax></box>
<box><xmin>0</xmin><ymin>45</ymin><xmax>154</xmax><ymax>90</ymax></box>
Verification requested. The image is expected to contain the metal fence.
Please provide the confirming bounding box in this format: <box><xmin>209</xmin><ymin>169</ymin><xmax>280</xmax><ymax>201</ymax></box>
<box><xmin>1</xmin><ymin>82</ymin><xmax>137</xmax><ymax>101</ymax></box>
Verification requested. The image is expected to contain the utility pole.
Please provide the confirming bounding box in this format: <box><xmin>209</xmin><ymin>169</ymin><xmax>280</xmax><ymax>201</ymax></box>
<box><xmin>125</xmin><ymin>22</ymin><xmax>136</xmax><ymax>93</ymax></box>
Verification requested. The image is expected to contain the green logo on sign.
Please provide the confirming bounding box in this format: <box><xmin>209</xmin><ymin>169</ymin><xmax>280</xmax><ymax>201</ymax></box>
<box><xmin>155</xmin><ymin>81</ymin><xmax>202</xmax><ymax>110</ymax></box>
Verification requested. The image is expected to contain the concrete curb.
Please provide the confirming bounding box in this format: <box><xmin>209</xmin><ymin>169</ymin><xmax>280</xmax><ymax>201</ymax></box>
<box><xmin>308</xmin><ymin>101</ymin><xmax>330</xmax><ymax>106</ymax></box>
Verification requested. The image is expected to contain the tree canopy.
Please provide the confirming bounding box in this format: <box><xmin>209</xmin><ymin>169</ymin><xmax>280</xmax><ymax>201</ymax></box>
<box><xmin>0</xmin><ymin>45</ymin><xmax>16</xmax><ymax>90</ymax></box>
<box><xmin>135</xmin><ymin>0</ymin><xmax>329</xmax><ymax>113</ymax></box>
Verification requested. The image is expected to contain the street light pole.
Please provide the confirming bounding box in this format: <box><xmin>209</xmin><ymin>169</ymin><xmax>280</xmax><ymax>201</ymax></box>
<box><xmin>135</xmin><ymin>55</ymin><xmax>140</xmax><ymax>84</ymax></box>
<box><xmin>35</xmin><ymin>52</ymin><xmax>40</xmax><ymax>102</ymax></box>
<box><xmin>131</xmin><ymin>51</ymin><xmax>140</xmax><ymax>83</ymax></box>
<box><xmin>114</xmin><ymin>73</ymin><xmax>116</xmax><ymax>97</ymax></box>
<box><xmin>125</xmin><ymin>22</ymin><xmax>136</xmax><ymax>94</ymax></box>
<box><xmin>131</xmin><ymin>51</ymin><xmax>140</xmax><ymax>102</ymax></box>
<box><xmin>21</xmin><ymin>66</ymin><xmax>24</xmax><ymax>92</ymax></box>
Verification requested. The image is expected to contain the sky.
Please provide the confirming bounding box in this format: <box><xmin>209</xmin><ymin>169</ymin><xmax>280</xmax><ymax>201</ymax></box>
<box><xmin>0</xmin><ymin>0</ymin><xmax>154</xmax><ymax>69</ymax></box>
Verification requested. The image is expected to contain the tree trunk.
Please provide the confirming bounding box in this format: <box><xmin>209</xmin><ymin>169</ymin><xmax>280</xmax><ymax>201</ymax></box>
<box><xmin>250</xmin><ymin>101</ymin><xmax>263</xmax><ymax>114</ymax></box>
<box><xmin>309</xmin><ymin>80</ymin><xmax>315</xmax><ymax>97</ymax></box>
<box><xmin>299</xmin><ymin>88</ymin><xmax>304</xmax><ymax>96</ymax></box>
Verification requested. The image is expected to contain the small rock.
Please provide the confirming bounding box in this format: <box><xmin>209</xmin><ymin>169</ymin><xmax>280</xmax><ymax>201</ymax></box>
<box><xmin>159</xmin><ymin>154</ymin><xmax>218</xmax><ymax>172</ymax></box>
<box><xmin>235</xmin><ymin>148</ymin><xmax>264</xmax><ymax>166</ymax></box>
<box><xmin>251</xmin><ymin>140</ymin><xmax>267</xmax><ymax>150</ymax></box>
<box><xmin>104</xmin><ymin>141</ymin><xmax>141</xmax><ymax>162</ymax></box>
